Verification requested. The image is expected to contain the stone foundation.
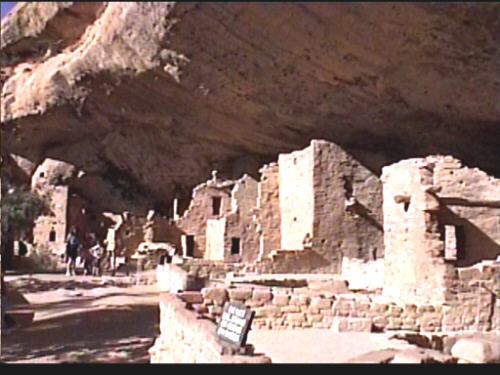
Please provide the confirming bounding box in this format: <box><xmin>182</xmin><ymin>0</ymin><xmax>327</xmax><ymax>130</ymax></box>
<box><xmin>177</xmin><ymin>259</ymin><xmax>499</xmax><ymax>333</ymax></box>
<box><xmin>149</xmin><ymin>293</ymin><xmax>271</xmax><ymax>363</ymax></box>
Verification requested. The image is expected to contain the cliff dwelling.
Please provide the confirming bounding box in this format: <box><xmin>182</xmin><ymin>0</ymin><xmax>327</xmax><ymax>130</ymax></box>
<box><xmin>382</xmin><ymin>155</ymin><xmax>500</xmax><ymax>305</ymax></box>
<box><xmin>2</xmin><ymin>2</ymin><xmax>500</xmax><ymax>364</ymax></box>
<box><xmin>171</xmin><ymin>139</ymin><xmax>383</xmax><ymax>273</ymax></box>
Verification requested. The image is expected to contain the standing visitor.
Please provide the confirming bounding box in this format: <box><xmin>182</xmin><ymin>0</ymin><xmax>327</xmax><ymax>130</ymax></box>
<box><xmin>65</xmin><ymin>226</ymin><xmax>80</xmax><ymax>276</ymax></box>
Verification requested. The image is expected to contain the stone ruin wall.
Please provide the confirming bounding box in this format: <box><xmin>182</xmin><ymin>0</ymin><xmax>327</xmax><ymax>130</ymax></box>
<box><xmin>221</xmin><ymin>175</ymin><xmax>260</xmax><ymax>263</ymax></box>
<box><xmin>433</xmin><ymin>157</ymin><xmax>500</xmax><ymax>267</ymax></box>
<box><xmin>157</xmin><ymin>257</ymin><xmax>498</xmax><ymax>334</ymax></box>
<box><xmin>278</xmin><ymin>145</ymin><xmax>315</xmax><ymax>251</ymax></box>
<box><xmin>277</xmin><ymin>140</ymin><xmax>384</xmax><ymax>273</ymax></box>
<box><xmin>175</xmin><ymin>181</ymin><xmax>234</xmax><ymax>258</ymax></box>
<box><xmin>255</xmin><ymin>163</ymin><xmax>281</xmax><ymax>260</ymax></box>
<box><xmin>382</xmin><ymin>156</ymin><xmax>500</xmax><ymax>306</ymax></box>
<box><xmin>152</xmin><ymin>140</ymin><xmax>383</xmax><ymax>273</ymax></box>
<box><xmin>382</xmin><ymin>158</ymin><xmax>450</xmax><ymax>305</ymax></box>
<box><xmin>311</xmin><ymin>140</ymin><xmax>384</xmax><ymax>270</ymax></box>
<box><xmin>33</xmin><ymin>186</ymin><xmax>68</xmax><ymax>253</ymax></box>
<box><xmin>149</xmin><ymin>293</ymin><xmax>271</xmax><ymax>363</ymax></box>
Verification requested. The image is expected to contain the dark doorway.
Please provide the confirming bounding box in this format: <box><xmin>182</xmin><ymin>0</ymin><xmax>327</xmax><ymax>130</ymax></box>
<box><xmin>212</xmin><ymin>197</ymin><xmax>222</xmax><ymax>215</ymax></box>
<box><xmin>231</xmin><ymin>237</ymin><xmax>240</xmax><ymax>255</ymax></box>
<box><xmin>49</xmin><ymin>230</ymin><xmax>56</xmax><ymax>242</ymax></box>
<box><xmin>186</xmin><ymin>235</ymin><xmax>194</xmax><ymax>257</ymax></box>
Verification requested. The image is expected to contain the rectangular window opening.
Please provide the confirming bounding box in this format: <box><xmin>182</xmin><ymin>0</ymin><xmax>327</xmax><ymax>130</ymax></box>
<box><xmin>212</xmin><ymin>197</ymin><xmax>222</xmax><ymax>215</ymax></box>
<box><xmin>49</xmin><ymin>230</ymin><xmax>56</xmax><ymax>242</ymax></box>
<box><xmin>231</xmin><ymin>237</ymin><xmax>240</xmax><ymax>255</ymax></box>
<box><xmin>186</xmin><ymin>235</ymin><xmax>194</xmax><ymax>257</ymax></box>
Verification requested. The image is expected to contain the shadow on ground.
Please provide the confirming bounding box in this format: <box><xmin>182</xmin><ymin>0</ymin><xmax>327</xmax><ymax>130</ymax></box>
<box><xmin>8</xmin><ymin>277</ymin><xmax>133</xmax><ymax>294</ymax></box>
<box><xmin>1</xmin><ymin>304</ymin><xmax>159</xmax><ymax>363</ymax></box>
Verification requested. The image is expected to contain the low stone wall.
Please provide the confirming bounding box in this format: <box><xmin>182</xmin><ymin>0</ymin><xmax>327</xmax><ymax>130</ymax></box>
<box><xmin>192</xmin><ymin>261</ymin><xmax>499</xmax><ymax>333</ymax></box>
<box><xmin>251</xmin><ymin>249</ymin><xmax>335</xmax><ymax>274</ymax></box>
<box><xmin>149</xmin><ymin>293</ymin><xmax>271</xmax><ymax>363</ymax></box>
<box><xmin>157</xmin><ymin>264</ymin><xmax>206</xmax><ymax>293</ymax></box>
<box><xmin>156</xmin><ymin>259</ymin><xmax>499</xmax><ymax>333</ymax></box>
<box><xmin>180</xmin><ymin>258</ymin><xmax>248</xmax><ymax>278</ymax></box>
<box><xmin>444</xmin><ymin>260</ymin><xmax>500</xmax><ymax>331</ymax></box>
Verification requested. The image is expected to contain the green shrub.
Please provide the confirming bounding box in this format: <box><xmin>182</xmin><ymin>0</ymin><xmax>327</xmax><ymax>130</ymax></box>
<box><xmin>1</xmin><ymin>187</ymin><xmax>47</xmax><ymax>239</ymax></box>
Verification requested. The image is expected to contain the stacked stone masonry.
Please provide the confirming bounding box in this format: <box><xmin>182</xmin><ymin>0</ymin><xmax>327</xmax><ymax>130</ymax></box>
<box><xmin>171</xmin><ymin>139</ymin><xmax>383</xmax><ymax>272</ymax></box>
<box><xmin>149</xmin><ymin>293</ymin><xmax>271</xmax><ymax>363</ymax></box>
<box><xmin>381</xmin><ymin>155</ymin><xmax>500</xmax><ymax>305</ymax></box>
<box><xmin>181</xmin><ymin>259</ymin><xmax>499</xmax><ymax>333</ymax></box>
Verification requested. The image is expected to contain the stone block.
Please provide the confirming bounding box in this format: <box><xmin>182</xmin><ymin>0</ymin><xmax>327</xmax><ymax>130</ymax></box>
<box><xmin>479</xmin><ymin>264</ymin><xmax>500</xmax><ymax>280</ymax></box>
<box><xmin>356</xmin><ymin>303</ymin><xmax>371</xmax><ymax>313</ymax></box>
<box><xmin>201</xmin><ymin>287</ymin><xmax>228</xmax><ymax>305</ymax></box>
<box><xmin>281</xmin><ymin>305</ymin><xmax>300</xmax><ymax>313</ymax></box>
<box><xmin>272</xmin><ymin>294</ymin><xmax>290</xmax><ymax>306</ymax></box>
<box><xmin>307</xmin><ymin>314</ymin><xmax>323</xmax><ymax>323</ymax></box>
<box><xmin>386</xmin><ymin>317</ymin><xmax>403</xmax><ymax>330</ymax></box>
<box><xmin>228</xmin><ymin>287</ymin><xmax>253</xmax><ymax>301</ymax></box>
<box><xmin>285</xmin><ymin>313</ymin><xmax>306</xmax><ymax>323</ymax></box>
<box><xmin>371</xmin><ymin>303</ymin><xmax>389</xmax><ymax>313</ymax></box>
<box><xmin>178</xmin><ymin>291</ymin><xmax>203</xmax><ymax>304</ymax></box>
<box><xmin>387</xmin><ymin>304</ymin><xmax>404</xmax><ymax>317</ymax></box>
<box><xmin>254</xmin><ymin>305</ymin><xmax>282</xmax><ymax>318</ymax></box>
<box><xmin>457</xmin><ymin>267</ymin><xmax>481</xmax><ymax>281</ymax></box>
<box><xmin>310</xmin><ymin>297</ymin><xmax>332</xmax><ymax>310</ymax></box>
<box><xmin>401</xmin><ymin>318</ymin><xmax>419</xmax><ymax>331</ymax></box>
<box><xmin>289</xmin><ymin>294</ymin><xmax>310</xmax><ymax>306</ymax></box>
<box><xmin>252</xmin><ymin>289</ymin><xmax>272</xmax><ymax>303</ymax></box>
<box><xmin>308</xmin><ymin>279</ymin><xmax>349</xmax><ymax>293</ymax></box>
<box><xmin>451</xmin><ymin>338</ymin><xmax>500</xmax><ymax>363</ymax></box>
<box><xmin>320</xmin><ymin>308</ymin><xmax>334</xmax><ymax>316</ymax></box>
<box><xmin>306</xmin><ymin>306</ymin><xmax>320</xmax><ymax>314</ymax></box>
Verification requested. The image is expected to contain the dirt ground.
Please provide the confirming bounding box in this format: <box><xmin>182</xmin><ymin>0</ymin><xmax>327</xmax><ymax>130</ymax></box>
<box><xmin>1</xmin><ymin>271</ymin><xmax>451</xmax><ymax>364</ymax></box>
<box><xmin>1</xmin><ymin>271</ymin><xmax>160</xmax><ymax>363</ymax></box>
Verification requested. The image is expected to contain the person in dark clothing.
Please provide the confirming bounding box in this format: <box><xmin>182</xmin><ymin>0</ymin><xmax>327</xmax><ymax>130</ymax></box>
<box><xmin>65</xmin><ymin>226</ymin><xmax>80</xmax><ymax>276</ymax></box>
<box><xmin>81</xmin><ymin>233</ymin><xmax>96</xmax><ymax>276</ymax></box>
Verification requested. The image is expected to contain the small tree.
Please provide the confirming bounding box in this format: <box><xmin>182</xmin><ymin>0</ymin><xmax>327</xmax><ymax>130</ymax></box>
<box><xmin>1</xmin><ymin>187</ymin><xmax>47</xmax><ymax>240</ymax></box>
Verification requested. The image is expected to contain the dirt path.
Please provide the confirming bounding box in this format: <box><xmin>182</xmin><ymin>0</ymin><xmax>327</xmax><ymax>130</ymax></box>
<box><xmin>1</xmin><ymin>273</ymin><xmax>160</xmax><ymax>363</ymax></box>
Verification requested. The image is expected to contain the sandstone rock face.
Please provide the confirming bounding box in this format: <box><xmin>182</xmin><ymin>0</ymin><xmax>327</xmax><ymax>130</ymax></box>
<box><xmin>1</xmin><ymin>2</ymin><xmax>500</xmax><ymax>213</ymax></box>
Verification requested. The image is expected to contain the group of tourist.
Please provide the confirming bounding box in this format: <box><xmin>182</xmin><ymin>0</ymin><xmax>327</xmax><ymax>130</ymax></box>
<box><xmin>65</xmin><ymin>226</ymin><xmax>105</xmax><ymax>277</ymax></box>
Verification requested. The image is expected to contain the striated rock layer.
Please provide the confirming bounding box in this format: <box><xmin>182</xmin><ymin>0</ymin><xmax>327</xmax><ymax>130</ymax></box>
<box><xmin>1</xmin><ymin>2</ymin><xmax>499</xmax><ymax>214</ymax></box>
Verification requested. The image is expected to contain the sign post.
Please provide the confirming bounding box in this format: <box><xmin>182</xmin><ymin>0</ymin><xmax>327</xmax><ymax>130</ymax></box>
<box><xmin>216</xmin><ymin>301</ymin><xmax>254</xmax><ymax>348</ymax></box>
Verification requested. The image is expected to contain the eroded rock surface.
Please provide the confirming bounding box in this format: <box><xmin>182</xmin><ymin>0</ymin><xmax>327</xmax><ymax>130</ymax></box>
<box><xmin>2</xmin><ymin>2</ymin><xmax>499</xmax><ymax>214</ymax></box>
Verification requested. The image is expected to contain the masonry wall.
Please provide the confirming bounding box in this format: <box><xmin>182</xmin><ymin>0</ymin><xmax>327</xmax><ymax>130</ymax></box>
<box><xmin>33</xmin><ymin>186</ymin><xmax>68</xmax><ymax>253</ymax></box>
<box><xmin>433</xmin><ymin>157</ymin><xmax>500</xmax><ymax>267</ymax></box>
<box><xmin>226</xmin><ymin>176</ymin><xmax>260</xmax><ymax>263</ymax></box>
<box><xmin>149</xmin><ymin>293</ymin><xmax>271</xmax><ymax>363</ymax></box>
<box><xmin>203</xmin><ymin>175</ymin><xmax>259</xmax><ymax>262</ymax></box>
<box><xmin>256</xmin><ymin>163</ymin><xmax>281</xmax><ymax>260</ymax></box>
<box><xmin>190</xmin><ymin>258</ymin><xmax>499</xmax><ymax>333</ymax></box>
<box><xmin>382</xmin><ymin>156</ymin><xmax>500</xmax><ymax>305</ymax></box>
<box><xmin>176</xmin><ymin>181</ymin><xmax>234</xmax><ymax>258</ymax></box>
<box><xmin>311</xmin><ymin>140</ymin><xmax>384</xmax><ymax>268</ymax></box>
<box><xmin>382</xmin><ymin>158</ymin><xmax>452</xmax><ymax>305</ymax></box>
<box><xmin>279</xmin><ymin>146</ymin><xmax>314</xmax><ymax>251</ymax></box>
<box><xmin>206</xmin><ymin>218</ymin><xmax>226</xmax><ymax>261</ymax></box>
